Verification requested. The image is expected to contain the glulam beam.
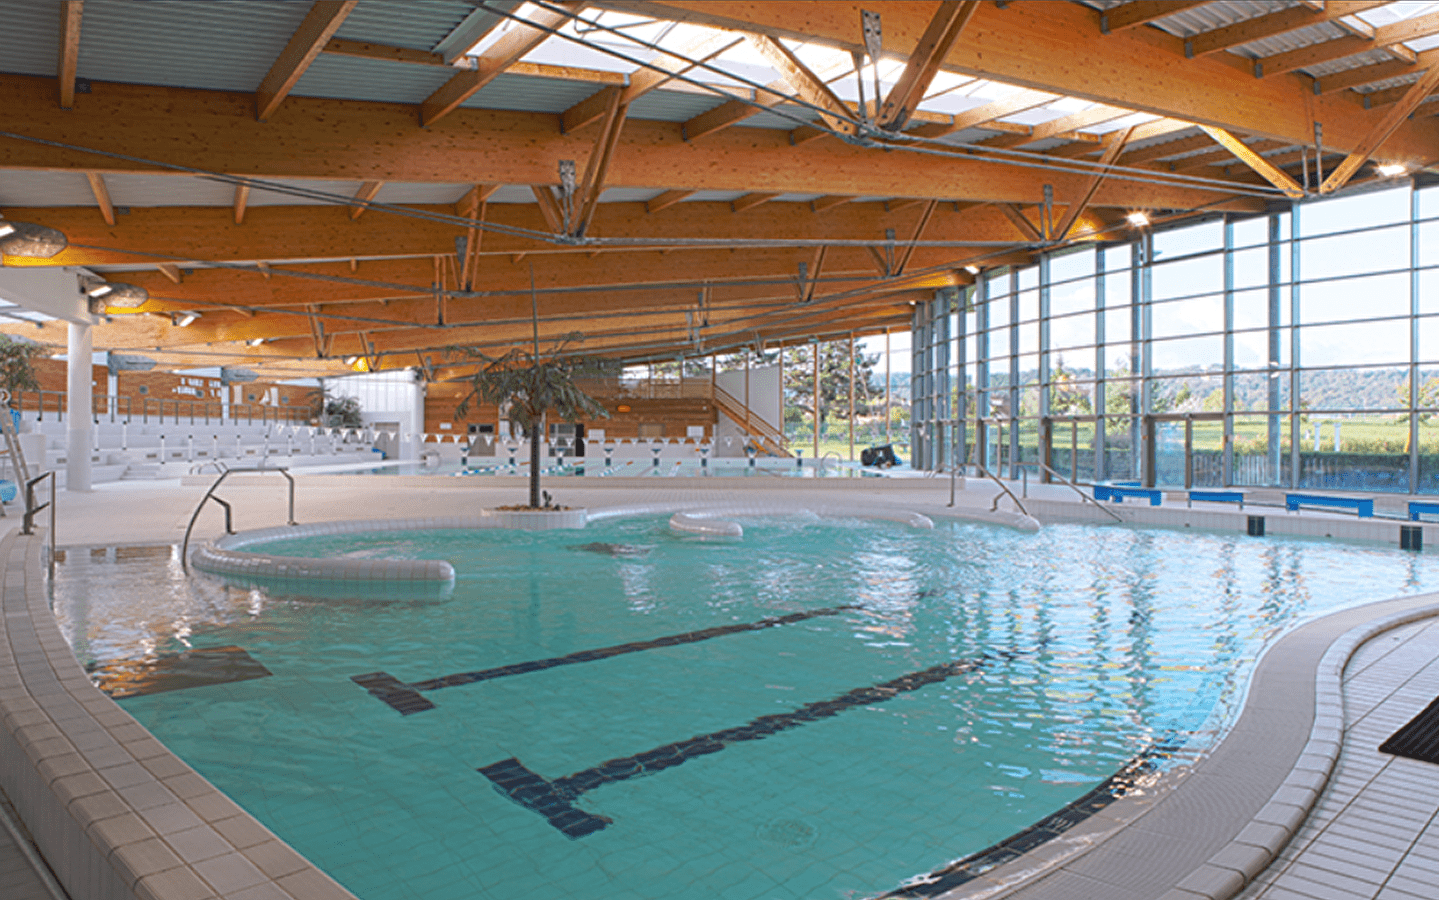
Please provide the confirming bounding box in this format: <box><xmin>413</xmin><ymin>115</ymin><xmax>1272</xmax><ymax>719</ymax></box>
<box><xmin>255</xmin><ymin>1</ymin><xmax>357</xmax><ymax>121</ymax></box>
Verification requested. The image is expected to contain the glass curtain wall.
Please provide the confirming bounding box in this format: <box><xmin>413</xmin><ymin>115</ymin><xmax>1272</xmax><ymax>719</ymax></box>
<box><xmin>909</xmin><ymin>177</ymin><xmax>1439</xmax><ymax>494</ymax></box>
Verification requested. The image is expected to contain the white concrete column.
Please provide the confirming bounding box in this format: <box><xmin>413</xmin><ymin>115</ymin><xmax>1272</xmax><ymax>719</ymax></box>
<box><xmin>401</xmin><ymin>377</ymin><xmax>425</xmax><ymax>461</ymax></box>
<box><xmin>66</xmin><ymin>322</ymin><xmax>93</xmax><ymax>492</ymax></box>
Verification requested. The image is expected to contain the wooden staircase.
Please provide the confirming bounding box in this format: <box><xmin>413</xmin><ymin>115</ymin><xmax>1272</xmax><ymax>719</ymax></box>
<box><xmin>713</xmin><ymin>385</ymin><xmax>790</xmax><ymax>457</ymax></box>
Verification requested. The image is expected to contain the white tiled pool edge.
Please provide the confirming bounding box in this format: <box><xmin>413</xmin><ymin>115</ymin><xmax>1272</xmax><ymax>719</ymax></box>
<box><xmin>0</xmin><ymin>527</ymin><xmax>360</xmax><ymax>900</ymax></box>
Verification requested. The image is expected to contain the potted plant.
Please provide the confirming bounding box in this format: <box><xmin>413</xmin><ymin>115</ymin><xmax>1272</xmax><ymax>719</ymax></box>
<box><xmin>454</xmin><ymin>333</ymin><xmax>611</xmax><ymax>514</ymax></box>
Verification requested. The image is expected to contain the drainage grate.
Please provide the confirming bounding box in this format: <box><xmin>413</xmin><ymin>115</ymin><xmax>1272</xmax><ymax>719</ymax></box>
<box><xmin>1379</xmin><ymin>695</ymin><xmax>1439</xmax><ymax>764</ymax></box>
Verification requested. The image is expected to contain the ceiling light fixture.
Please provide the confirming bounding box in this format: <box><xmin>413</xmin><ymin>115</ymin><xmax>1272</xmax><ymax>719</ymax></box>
<box><xmin>0</xmin><ymin>220</ymin><xmax>68</xmax><ymax>258</ymax></box>
<box><xmin>964</xmin><ymin>265</ymin><xmax>980</xmax><ymax>274</ymax></box>
<box><xmin>172</xmin><ymin>311</ymin><xmax>199</xmax><ymax>327</ymax></box>
<box><xmin>247</xmin><ymin>338</ymin><xmax>265</xmax><ymax>347</ymax></box>
<box><xmin>1126</xmin><ymin>211</ymin><xmax>1150</xmax><ymax>228</ymax></box>
<box><xmin>85</xmin><ymin>281</ymin><xmax>149</xmax><ymax>308</ymax></box>
<box><xmin>1377</xmin><ymin>163</ymin><xmax>1407</xmax><ymax>177</ymax></box>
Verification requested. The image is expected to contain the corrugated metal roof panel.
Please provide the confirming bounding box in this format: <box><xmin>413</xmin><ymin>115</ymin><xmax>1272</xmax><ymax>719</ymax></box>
<box><xmin>463</xmin><ymin>72</ymin><xmax>599</xmax><ymax>112</ymax></box>
<box><xmin>0</xmin><ymin>171</ymin><xmax>96</xmax><ymax>207</ymax></box>
<box><xmin>374</xmin><ymin>183</ymin><xmax>474</xmax><ymax>205</ymax></box>
<box><xmin>102</xmin><ymin>174</ymin><xmax>234</xmax><ymax>207</ymax></box>
<box><xmin>628</xmin><ymin>89</ymin><xmax>728</xmax><ymax>123</ymax></box>
<box><xmin>293</xmin><ymin>55</ymin><xmax>453</xmax><ymax>104</ymax></box>
<box><xmin>1147</xmin><ymin>1</ymin><xmax>1307</xmax><ymax>39</ymax></box>
<box><xmin>0</xmin><ymin>0</ymin><xmax>61</xmax><ymax>78</ymax></box>
<box><xmin>1355</xmin><ymin>70</ymin><xmax>1424</xmax><ymax>93</ymax></box>
<box><xmin>596</xmin><ymin>187</ymin><xmax>665</xmax><ymax>203</ymax></box>
<box><xmin>486</xmin><ymin>185</ymin><xmax>543</xmax><ymax>203</ymax></box>
<box><xmin>733</xmin><ymin>107</ymin><xmax>821</xmax><ymax>131</ymax></box>
<box><xmin>75</xmin><ymin>0</ymin><xmax>310</xmax><ymax>93</ymax></box>
<box><xmin>336</xmin><ymin>1</ymin><xmax>480</xmax><ymax>51</ymax></box>
<box><xmin>684</xmin><ymin>191</ymin><xmax>747</xmax><ymax>203</ymax></box>
<box><xmin>1305</xmin><ymin>48</ymin><xmax>1398</xmax><ymax>78</ymax></box>
<box><xmin>1229</xmin><ymin>20</ymin><xmax>1350</xmax><ymax>59</ymax></box>
<box><xmin>246</xmin><ymin>180</ymin><xmax>365</xmax><ymax>207</ymax></box>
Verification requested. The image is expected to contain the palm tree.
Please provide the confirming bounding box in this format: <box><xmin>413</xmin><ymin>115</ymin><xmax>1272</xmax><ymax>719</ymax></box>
<box><xmin>454</xmin><ymin>333</ymin><xmax>610</xmax><ymax>509</ymax></box>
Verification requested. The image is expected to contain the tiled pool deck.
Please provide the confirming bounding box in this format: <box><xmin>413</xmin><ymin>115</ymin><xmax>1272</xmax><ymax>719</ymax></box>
<box><xmin>1</xmin><ymin>472</ymin><xmax>1437</xmax><ymax>900</ymax></box>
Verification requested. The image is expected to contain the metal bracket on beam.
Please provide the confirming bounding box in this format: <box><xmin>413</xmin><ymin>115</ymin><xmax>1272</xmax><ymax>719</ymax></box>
<box><xmin>862</xmin><ymin>9</ymin><xmax>882</xmax><ymax>128</ymax></box>
<box><xmin>1313</xmin><ymin>122</ymin><xmax>1323</xmax><ymax>186</ymax></box>
<box><xmin>1041</xmin><ymin>184</ymin><xmax>1054</xmax><ymax>242</ymax></box>
<box><xmin>558</xmin><ymin>159</ymin><xmax>576</xmax><ymax>236</ymax></box>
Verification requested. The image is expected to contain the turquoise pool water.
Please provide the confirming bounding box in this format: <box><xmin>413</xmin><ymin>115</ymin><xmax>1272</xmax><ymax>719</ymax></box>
<box><xmin>51</xmin><ymin>519</ymin><xmax>1439</xmax><ymax>900</ymax></box>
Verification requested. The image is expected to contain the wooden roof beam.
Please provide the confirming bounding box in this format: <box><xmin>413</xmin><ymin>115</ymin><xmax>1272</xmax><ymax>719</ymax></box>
<box><xmin>1256</xmin><ymin>11</ymin><xmax>1439</xmax><ymax>78</ymax></box>
<box><xmin>893</xmin><ymin>200</ymin><xmax>938</xmax><ymax>277</ymax></box>
<box><xmin>1358</xmin><ymin>80</ymin><xmax>1439</xmax><ymax>110</ymax></box>
<box><xmin>1316</xmin><ymin>56</ymin><xmax>1428</xmax><ymax>94</ymax></box>
<box><xmin>233</xmin><ymin>183</ymin><xmax>251</xmax><ymax>226</ymax></box>
<box><xmin>983</xmin><ymin>105</ymin><xmax>1133</xmax><ymax>149</ymax></box>
<box><xmin>745</xmin><ymin>34</ymin><xmax>855</xmax><ymax>136</ymax></box>
<box><xmin>996</xmin><ymin>203</ymin><xmax>1043</xmax><ymax>242</ymax></box>
<box><xmin>1186</xmin><ymin>1</ymin><xmax>1389</xmax><ymax>57</ymax></box>
<box><xmin>420</xmin><ymin>1</ymin><xmax>584</xmax><ymax>127</ymax></box>
<box><xmin>156</xmin><ymin>264</ymin><xmax>183</xmax><ymax>285</ymax></box>
<box><xmin>562</xmin><ymin>31</ymin><xmax>742</xmax><ymax>133</ymax></box>
<box><xmin>1100</xmin><ymin>1</ymin><xmax>1212</xmax><ymax>35</ymax></box>
<box><xmin>909</xmin><ymin>88</ymin><xmax>1057</xmax><ymax>138</ymax></box>
<box><xmin>1322</xmin><ymin>63</ymin><xmax>1439</xmax><ymax>193</ymax></box>
<box><xmin>529</xmin><ymin>185</ymin><xmax>564</xmax><ymax>233</ymax></box>
<box><xmin>255</xmin><ymin>1</ymin><xmax>358</xmax><ymax>122</ymax></box>
<box><xmin>645</xmin><ymin>190</ymin><xmax>694</xmax><ymax>213</ymax></box>
<box><xmin>876</xmin><ymin>0</ymin><xmax>981</xmax><ymax>131</ymax></box>
<box><xmin>573</xmin><ymin>88</ymin><xmax>628</xmax><ymax>237</ymax></box>
<box><xmin>811</xmin><ymin>195</ymin><xmax>855</xmax><ymax>213</ymax></box>
<box><xmin>84</xmin><ymin>172</ymin><xmax>114</xmax><ymax>226</ymax></box>
<box><xmin>349</xmin><ymin>180</ymin><xmax>384</xmax><ymax>220</ymax></box>
<box><xmin>1054</xmin><ymin>127</ymin><xmax>1136</xmax><ymax>240</ymax></box>
<box><xmin>455</xmin><ymin>184</ymin><xmax>500</xmax><ymax>217</ymax></box>
<box><xmin>57</xmin><ymin>1</ymin><xmax>82</xmax><ymax>109</ymax></box>
<box><xmin>1169</xmin><ymin>138</ymin><xmax>1288</xmax><ymax>172</ymax></box>
<box><xmin>732</xmin><ymin>193</ymin><xmax>781</xmax><ymax>213</ymax></box>
<box><xmin>681</xmin><ymin>81</ymin><xmax>788</xmax><ymax>141</ymax></box>
<box><xmin>1199</xmin><ymin>126</ymin><xmax>1304</xmax><ymax>198</ymax></box>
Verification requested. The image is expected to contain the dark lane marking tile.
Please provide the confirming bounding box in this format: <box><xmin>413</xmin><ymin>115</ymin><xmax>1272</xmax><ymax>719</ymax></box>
<box><xmin>882</xmin><ymin>732</ymin><xmax>1186</xmax><ymax>898</ymax></box>
<box><xmin>479</xmin><ymin>656</ymin><xmax>988</xmax><ymax>838</ymax></box>
<box><xmin>94</xmin><ymin>646</ymin><xmax>271</xmax><ymax>699</ymax></box>
<box><xmin>353</xmin><ymin>605</ymin><xmax>858</xmax><ymax>715</ymax></box>
<box><xmin>1380</xmin><ymin>694</ymin><xmax>1439</xmax><ymax>764</ymax></box>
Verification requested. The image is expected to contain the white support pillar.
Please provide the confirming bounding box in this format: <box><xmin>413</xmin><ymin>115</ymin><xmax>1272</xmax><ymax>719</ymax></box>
<box><xmin>66</xmin><ymin>322</ymin><xmax>93</xmax><ymax>492</ymax></box>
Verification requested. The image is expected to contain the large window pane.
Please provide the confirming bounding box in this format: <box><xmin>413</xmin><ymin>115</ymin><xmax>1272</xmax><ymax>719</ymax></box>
<box><xmin>1152</xmin><ymin>220</ymin><xmax>1224</xmax><ymax>259</ymax></box>
<box><xmin>1151</xmin><ymin>294</ymin><xmax>1223</xmax><ymax>340</ymax></box>
<box><xmin>1103</xmin><ymin>244</ymin><xmax>1133</xmax><ymax>272</ymax></box>
<box><xmin>1103</xmin><ymin>271</ymin><xmax>1131</xmax><ymax>308</ymax></box>
<box><xmin>984</xmin><ymin>328</ymin><xmax>1009</xmax><ymax>360</ymax></box>
<box><xmin>1018</xmin><ymin>288</ymin><xmax>1039</xmax><ymax>323</ymax></box>
<box><xmin>1234</xmin><ymin>327</ymin><xmax>1287</xmax><ymax>370</ymax></box>
<box><xmin>1050</xmin><ymin>311</ymin><xmax>1094</xmax><ymax>352</ymax></box>
<box><xmin>1297</xmin><ymin>412</ymin><xmax>1409</xmax><ymax>493</ymax></box>
<box><xmin>1151</xmin><ymin>334</ymin><xmax>1223</xmax><ymax>371</ymax></box>
<box><xmin>1232</xmin><ymin>413</ymin><xmax>1286</xmax><ymax>487</ymax></box>
<box><xmin>1048</xmin><ymin>378</ymin><xmax>1095</xmax><ymax>416</ymax></box>
<box><xmin>1151</xmin><ymin>252</ymin><xmax>1224</xmax><ymax>298</ymax></box>
<box><xmin>1420</xmin><ymin>268</ymin><xmax>1439</xmax><ymax>315</ymax></box>
<box><xmin>1299</xmin><ymin>366</ymin><xmax>1408</xmax><ymax>411</ymax></box>
<box><xmin>1018</xmin><ymin>267</ymin><xmax>1038</xmax><ymax>291</ymax></box>
<box><xmin>1049</xmin><ymin>247</ymin><xmax>1095</xmax><ymax>284</ymax></box>
<box><xmin>1420</xmin><ymin>184</ymin><xmax>1439</xmax><ymax>220</ymax></box>
<box><xmin>1232</xmin><ymin>247</ymin><xmax>1269</xmax><ymax>290</ymax></box>
<box><xmin>1149</xmin><ymin>373</ymin><xmax>1223</xmax><ymax>414</ymax></box>
<box><xmin>1299</xmin><ymin>185</ymin><xmax>1410</xmax><ymax>237</ymax></box>
<box><xmin>1300</xmin><ymin>320</ymin><xmax>1408</xmax><ymax>366</ymax></box>
<box><xmin>1050</xmin><ymin>277</ymin><xmax>1095</xmax><ymax>318</ymax></box>
<box><xmin>1104</xmin><ymin>305</ymin><xmax>1132</xmax><ymax>345</ymax></box>
<box><xmin>1233</xmin><ymin>288</ymin><xmax>1272</xmax><ymax>330</ymax></box>
<box><xmin>1419</xmin><ymin>221</ymin><xmax>1439</xmax><ymax>268</ymax></box>
<box><xmin>1300</xmin><ymin>225</ymin><xmax>1409</xmax><ymax>279</ymax></box>
<box><xmin>1233</xmin><ymin>371</ymin><xmax>1289</xmax><ymax>413</ymax></box>
<box><xmin>1231</xmin><ymin>216</ymin><xmax>1270</xmax><ymax>250</ymax></box>
<box><xmin>1018</xmin><ymin>321</ymin><xmax>1038</xmax><ymax>356</ymax></box>
<box><xmin>1299</xmin><ymin>272</ymin><xmax>1409</xmax><ymax>324</ymax></box>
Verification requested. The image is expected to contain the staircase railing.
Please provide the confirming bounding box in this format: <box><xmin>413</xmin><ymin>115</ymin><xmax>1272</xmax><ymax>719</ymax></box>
<box><xmin>712</xmin><ymin>384</ymin><xmax>790</xmax><ymax>457</ymax></box>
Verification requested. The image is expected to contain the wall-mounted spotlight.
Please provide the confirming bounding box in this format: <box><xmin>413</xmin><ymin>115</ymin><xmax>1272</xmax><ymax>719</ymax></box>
<box><xmin>0</xmin><ymin>220</ymin><xmax>68</xmax><ymax>258</ymax></box>
<box><xmin>246</xmin><ymin>337</ymin><xmax>265</xmax><ymax>347</ymax></box>
<box><xmin>172</xmin><ymin>311</ymin><xmax>200</xmax><ymax>327</ymax></box>
<box><xmin>963</xmin><ymin>265</ymin><xmax>980</xmax><ymax>274</ymax></box>
<box><xmin>1126</xmin><ymin>211</ymin><xmax>1150</xmax><ymax>228</ymax></box>
<box><xmin>1377</xmin><ymin>163</ymin><xmax>1407</xmax><ymax>178</ymax></box>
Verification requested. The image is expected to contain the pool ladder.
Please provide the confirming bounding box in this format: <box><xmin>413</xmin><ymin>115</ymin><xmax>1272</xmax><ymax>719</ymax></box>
<box><xmin>180</xmin><ymin>466</ymin><xmax>297</xmax><ymax>573</ymax></box>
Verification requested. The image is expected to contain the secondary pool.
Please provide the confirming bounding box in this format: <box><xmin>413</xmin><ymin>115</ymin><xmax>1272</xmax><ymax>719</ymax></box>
<box><xmin>50</xmin><ymin>518</ymin><xmax>1439</xmax><ymax>900</ymax></box>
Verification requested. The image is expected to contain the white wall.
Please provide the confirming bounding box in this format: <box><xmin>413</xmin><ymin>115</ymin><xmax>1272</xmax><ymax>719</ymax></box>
<box><xmin>714</xmin><ymin>363</ymin><xmax>780</xmax><ymax>457</ymax></box>
<box><xmin>325</xmin><ymin>370</ymin><xmax>425</xmax><ymax>460</ymax></box>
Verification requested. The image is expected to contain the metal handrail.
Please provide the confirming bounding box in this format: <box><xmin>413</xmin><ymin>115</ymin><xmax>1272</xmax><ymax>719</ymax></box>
<box><xmin>180</xmin><ymin>466</ymin><xmax>296</xmax><ymax>573</ymax></box>
<box><xmin>966</xmin><ymin>459</ymin><xmax>1030</xmax><ymax>518</ymax></box>
<box><xmin>1029</xmin><ymin>460</ymin><xmax>1123</xmax><ymax>523</ymax></box>
<box><xmin>22</xmin><ymin>471</ymin><xmax>55</xmax><ymax>580</ymax></box>
<box><xmin>818</xmin><ymin>451</ymin><xmax>843</xmax><ymax>472</ymax></box>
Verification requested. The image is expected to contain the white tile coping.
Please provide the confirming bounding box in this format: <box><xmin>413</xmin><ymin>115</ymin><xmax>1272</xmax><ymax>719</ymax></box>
<box><xmin>0</xmin><ymin>526</ymin><xmax>362</xmax><ymax>900</ymax></box>
<box><xmin>938</xmin><ymin>592</ymin><xmax>1439</xmax><ymax>900</ymax></box>
<box><xmin>591</xmin><ymin>501</ymin><xmax>1038</xmax><ymax>533</ymax></box>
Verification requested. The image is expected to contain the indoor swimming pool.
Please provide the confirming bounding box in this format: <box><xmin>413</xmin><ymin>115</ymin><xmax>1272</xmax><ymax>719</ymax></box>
<box><xmin>50</xmin><ymin>517</ymin><xmax>1439</xmax><ymax>900</ymax></box>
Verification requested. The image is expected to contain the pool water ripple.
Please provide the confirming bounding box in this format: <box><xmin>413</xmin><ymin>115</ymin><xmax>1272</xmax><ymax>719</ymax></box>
<box><xmin>48</xmin><ymin>518</ymin><xmax>1439</xmax><ymax>900</ymax></box>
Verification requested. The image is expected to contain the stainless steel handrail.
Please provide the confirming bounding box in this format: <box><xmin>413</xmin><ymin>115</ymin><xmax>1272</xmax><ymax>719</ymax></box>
<box><xmin>1028</xmin><ymin>460</ymin><xmax>1124</xmax><ymax>523</ymax></box>
<box><xmin>965</xmin><ymin>460</ymin><xmax>1030</xmax><ymax>517</ymax></box>
<box><xmin>22</xmin><ymin>471</ymin><xmax>55</xmax><ymax>580</ymax></box>
<box><xmin>181</xmin><ymin>466</ymin><xmax>296</xmax><ymax>573</ymax></box>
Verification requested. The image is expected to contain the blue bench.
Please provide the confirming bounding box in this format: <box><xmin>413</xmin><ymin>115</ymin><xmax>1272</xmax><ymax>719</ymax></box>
<box><xmin>1285</xmin><ymin>493</ymin><xmax>1373</xmax><ymax>518</ymax></box>
<box><xmin>1408</xmin><ymin>501</ymin><xmax>1439</xmax><ymax>522</ymax></box>
<box><xmin>1092</xmin><ymin>482</ymin><xmax>1140</xmax><ymax>502</ymax></box>
<box><xmin>1094</xmin><ymin>485</ymin><xmax>1161</xmax><ymax>506</ymax></box>
<box><xmin>1188</xmin><ymin>490</ymin><xmax>1245</xmax><ymax>509</ymax></box>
